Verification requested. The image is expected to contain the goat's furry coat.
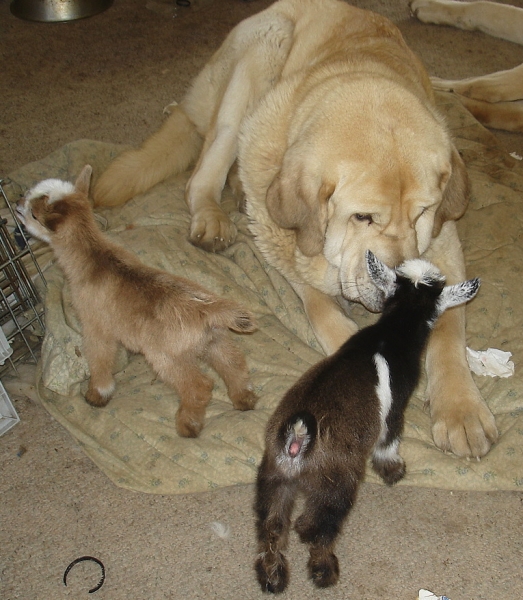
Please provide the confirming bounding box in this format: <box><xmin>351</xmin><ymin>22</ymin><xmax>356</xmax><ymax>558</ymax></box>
<box><xmin>16</xmin><ymin>165</ymin><xmax>258</xmax><ymax>438</ymax></box>
<box><xmin>254</xmin><ymin>252</ymin><xmax>479</xmax><ymax>593</ymax></box>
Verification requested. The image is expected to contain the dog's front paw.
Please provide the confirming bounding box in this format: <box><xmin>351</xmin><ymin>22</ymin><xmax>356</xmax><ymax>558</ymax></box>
<box><xmin>189</xmin><ymin>206</ymin><xmax>237</xmax><ymax>252</ymax></box>
<box><xmin>431</xmin><ymin>387</ymin><xmax>498</xmax><ymax>458</ymax></box>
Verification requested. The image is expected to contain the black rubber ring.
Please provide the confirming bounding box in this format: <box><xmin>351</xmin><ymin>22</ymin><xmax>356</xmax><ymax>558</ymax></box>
<box><xmin>63</xmin><ymin>556</ymin><xmax>105</xmax><ymax>594</ymax></box>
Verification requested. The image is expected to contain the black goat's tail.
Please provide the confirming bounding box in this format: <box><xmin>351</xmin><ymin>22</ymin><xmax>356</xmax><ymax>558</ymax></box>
<box><xmin>279</xmin><ymin>411</ymin><xmax>317</xmax><ymax>463</ymax></box>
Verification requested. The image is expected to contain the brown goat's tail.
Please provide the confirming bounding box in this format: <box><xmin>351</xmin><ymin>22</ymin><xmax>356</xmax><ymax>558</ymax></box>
<box><xmin>93</xmin><ymin>104</ymin><xmax>203</xmax><ymax>207</ymax></box>
<box><xmin>207</xmin><ymin>301</ymin><xmax>257</xmax><ymax>335</ymax></box>
<box><xmin>225</xmin><ymin>307</ymin><xmax>258</xmax><ymax>334</ymax></box>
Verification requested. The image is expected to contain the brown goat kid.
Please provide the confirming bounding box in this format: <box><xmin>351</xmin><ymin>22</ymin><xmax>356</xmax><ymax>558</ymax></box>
<box><xmin>16</xmin><ymin>165</ymin><xmax>257</xmax><ymax>438</ymax></box>
<box><xmin>254</xmin><ymin>251</ymin><xmax>480</xmax><ymax>593</ymax></box>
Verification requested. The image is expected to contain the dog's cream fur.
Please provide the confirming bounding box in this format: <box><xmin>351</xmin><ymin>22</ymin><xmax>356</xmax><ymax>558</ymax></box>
<box><xmin>411</xmin><ymin>0</ymin><xmax>523</xmax><ymax>132</ymax></box>
<box><xmin>17</xmin><ymin>166</ymin><xmax>257</xmax><ymax>438</ymax></box>
<box><xmin>92</xmin><ymin>0</ymin><xmax>498</xmax><ymax>457</ymax></box>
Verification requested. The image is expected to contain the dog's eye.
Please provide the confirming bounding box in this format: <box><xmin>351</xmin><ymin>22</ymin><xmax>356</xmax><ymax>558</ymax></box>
<box><xmin>354</xmin><ymin>213</ymin><xmax>373</xmax><ymax>224</ymax></box>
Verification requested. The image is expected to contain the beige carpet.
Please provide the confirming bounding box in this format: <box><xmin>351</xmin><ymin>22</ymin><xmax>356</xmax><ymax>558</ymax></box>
<box><xmin>2</xmin><ymin>0</ymin><xmax>523</xmax><ymax>598</ymax></box>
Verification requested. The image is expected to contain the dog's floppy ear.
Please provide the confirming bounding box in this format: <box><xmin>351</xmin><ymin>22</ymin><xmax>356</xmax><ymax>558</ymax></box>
<box><xmin>432</xmin><ymin>146</ymin><xmax>469</xmax><ymax>237</ymax></box>
<box><xmin>74</xmin><ymin>165</ymin><xmax>93</xmax><ymax>196</ymax></box>
<box><xmin>266</xmin><ymin>153</ymin><xmax>334</xmax><ymax>256</ymax></box>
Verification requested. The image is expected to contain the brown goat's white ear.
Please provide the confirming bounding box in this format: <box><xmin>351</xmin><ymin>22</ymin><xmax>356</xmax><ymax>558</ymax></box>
<box><xmin>366</xmin><ymin>250</ymin><xmax>397</xmax><ymax>298</ymax></box>
<box><xmin>437</xmin><ymin>278</ymin><xmax>481</xmax><ymax>313</ymax></box>
<box><xmin>75</xmin><ymin>165</ymin><xmax>93</xmax><ymax>196</ymax></box>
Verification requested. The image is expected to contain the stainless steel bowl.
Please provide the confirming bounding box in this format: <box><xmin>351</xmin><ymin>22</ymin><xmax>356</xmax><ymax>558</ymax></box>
<box><xmin>10</xmin><ymin>0</ymin><xmax>113</xmax><ymax>22</ymax></box>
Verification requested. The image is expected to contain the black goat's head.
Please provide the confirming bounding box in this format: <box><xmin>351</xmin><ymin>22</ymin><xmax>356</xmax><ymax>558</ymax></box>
<box><xmin>365</xmin><ymin>250</ymin><xmax>480</xmax><ymax>318</ymax></box>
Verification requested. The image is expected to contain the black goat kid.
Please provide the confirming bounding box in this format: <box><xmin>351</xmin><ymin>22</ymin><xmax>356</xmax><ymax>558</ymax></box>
<box><xmin>254</xmin><ymin>251</ymin><xmax>480</xmax><ymax>593</ymax></box>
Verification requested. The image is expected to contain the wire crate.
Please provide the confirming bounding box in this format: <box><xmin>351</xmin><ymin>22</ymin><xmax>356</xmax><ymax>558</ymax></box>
<box><xmin>0</xmin><ymin>178</ymin><xmax>46</xmax><ymax>376</ymax></box>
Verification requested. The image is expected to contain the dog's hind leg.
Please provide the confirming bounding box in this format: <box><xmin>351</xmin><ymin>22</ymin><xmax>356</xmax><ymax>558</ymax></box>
<box><xmin>459</xmin><ymin>95</ymin><xmax>523</xmax><ymax>133</ymax></box>
<box><xmin>203</xmin><ymin>329</ymin><xmax>257</xmax><ymax>411</ymax></box>
<box><xmin>93</xmin><ymin>104</ymin><xmax>203</xmax><ymax>208</ymax></box>
<box><xmin>431</xmin><ymin>64</ymin><xmax>523</xmax><ymax>104</ymax></box>
<box><xmin>435</xmin><ymin>92</ymin><xmax>523</xmax><ymax>133</ymax></box>
<box><xmin>410</xmin><ymin>0</ymin><xmax>523</xmax><ymax>46</ymax></box>
<box><xmin>254</xmin><ymin>455</ymin><xmax>296</xmax><ymax>594</ymax></box>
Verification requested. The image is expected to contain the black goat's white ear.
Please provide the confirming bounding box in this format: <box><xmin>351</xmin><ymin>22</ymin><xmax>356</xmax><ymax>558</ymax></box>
<box><xmin>437</xmin><ymin>277</ymin><xmax>480</xmax><ymax>313</ymax></box>
<box><xmin>366</xmin><ymin>250</ymin><xmax>397</xmax><ymax>298</ymax></box>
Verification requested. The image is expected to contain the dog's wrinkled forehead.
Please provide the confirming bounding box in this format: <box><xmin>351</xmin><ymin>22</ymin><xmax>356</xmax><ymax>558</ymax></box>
<box><xmin>396</xmin><ymin>259</ymin><xmax>445</xmax><ymax>287</ymax></box>
<box><xmin>25</xmin><ymin>179</ymin><xmax>74</xmax><ymax>204</ymax></box>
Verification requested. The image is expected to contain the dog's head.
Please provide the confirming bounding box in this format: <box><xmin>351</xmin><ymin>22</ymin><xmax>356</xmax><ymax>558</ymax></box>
<box><xmin>265</xmin><ymin>81</ymin><xmax>469</xmax><ymax>311</ymax></box>
<box><xmin>16</xmin><ymin>165</ymin><xmax>93</xmax><ymax>244</ymax></box>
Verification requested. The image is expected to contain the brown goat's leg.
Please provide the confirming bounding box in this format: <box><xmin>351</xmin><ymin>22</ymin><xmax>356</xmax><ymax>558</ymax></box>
<box><xmin>152</xmin><ymin>355</ymin><xmax>214</xmax><ymax>438</ymax></box>
<box><xmin>295</xmin><ymin>484</ymin><xmax>355</xmax><ymax>589</ymax></box>
<box><xmin>83</xmin><ymin>334</ymin><xmax>118</xmax><ymax>407</ymax></box>
<box><xmin>254</xmin><ymin>458</ymin><xmax>296</xmax><ymax>594</ymax></box>
<box><xmin>204</xmin><ymin>330</ymin><xmax>257</xmax><ymax>411</ymax></box>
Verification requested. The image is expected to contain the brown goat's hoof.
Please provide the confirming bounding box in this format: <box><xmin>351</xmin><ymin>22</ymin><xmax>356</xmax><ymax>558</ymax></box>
<box><xmin>85</xmin><ymin>388</ymin><xmax>111</xmax><ymax>407</ymax></box>
<box><xmin>176</xmin><ymin>412</ymin><xmax>204</xmax><ymax>438</ymax></box>
<box><xmin>255</xmin><ymin>552</ymin><xmax>289</xmax><ymax>594</ymax></box>
<box><xmin>232</xmin><ymin>388</ymin><xmax>258</xmax><ymax>411</ymax></box>
<box><xmin>308</xmin><ymin>553</ymin><xmax>339</xmax><ymax>588</ymax></box>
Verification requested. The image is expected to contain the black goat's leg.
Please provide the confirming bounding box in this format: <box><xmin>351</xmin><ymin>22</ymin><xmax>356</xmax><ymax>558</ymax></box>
<box><xmin>254</xmin><ymin>459</ymin><xmax>296</xmax><ymax>594</ymax></box>
<box><xmin>294</xmin><ymin>481</ymin><xmax>356</xmax><ymax>589</ymax></box>
<box><xmin>371</xmin><ymin>436</ymin><xmax>406</xmax><ymax>485</ymax></box>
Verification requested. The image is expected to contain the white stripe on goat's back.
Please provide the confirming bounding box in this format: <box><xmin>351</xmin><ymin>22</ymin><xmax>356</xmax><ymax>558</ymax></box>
<box><xmin>373</xmin><ymin>353</ymin><xmax>392</xmax><ymax>430</ymax></box>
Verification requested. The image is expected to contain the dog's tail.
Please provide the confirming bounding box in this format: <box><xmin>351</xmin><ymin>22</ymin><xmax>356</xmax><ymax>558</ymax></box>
<box><xmin>93</xmin><ymin>104</ymin><xmax>203</xmax><ymax>207</ymax></box>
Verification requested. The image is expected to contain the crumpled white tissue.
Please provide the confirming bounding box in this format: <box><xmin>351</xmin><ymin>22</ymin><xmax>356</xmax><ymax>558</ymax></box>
<box><xmin>419</xmin><ymin>590</ymin><xmax>451</xmax><ymax>600</ymax></box>
<box><xmin>210</xmin><ymin>521</ymin><xmax>231</xmax><ymax>539</ymax></box>
<box><xmin>466</xmin><ymin>347</ymin><xmax>514</xmax><ymax>378</ymax></box>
